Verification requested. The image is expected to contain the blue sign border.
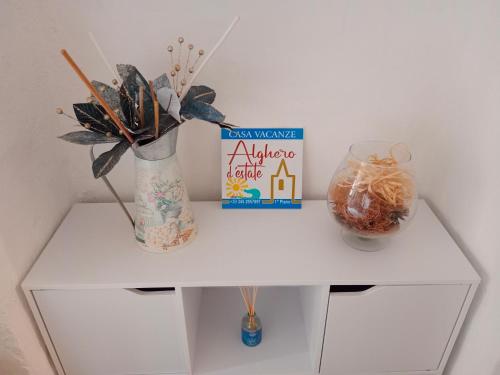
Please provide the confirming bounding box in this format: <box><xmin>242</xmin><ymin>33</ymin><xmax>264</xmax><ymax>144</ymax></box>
<box><xmin>221</xmin><ymin>128</ymin><xmax>303</xmax><ymax>140</ymax></box>
<box><xmin>222</xmin><ymin>199</ymin><xmax>302</xmax><ymax>209</ymax></box>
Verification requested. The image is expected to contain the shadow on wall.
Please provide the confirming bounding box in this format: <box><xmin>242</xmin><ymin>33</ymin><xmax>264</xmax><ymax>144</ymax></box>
<box><xmin>0</xmin><ymin>325</ymin><xmax>29</xmax><ymax>375</ymax></box>
<box><xmin>494</xmin><ymin>360</ymin><xmax>500</xmax><ymax>375</ymax></box>
<box><xmin>424</xmin><ymin>199</ymin><xmax>487</xmax><ymax>375</ymax></box>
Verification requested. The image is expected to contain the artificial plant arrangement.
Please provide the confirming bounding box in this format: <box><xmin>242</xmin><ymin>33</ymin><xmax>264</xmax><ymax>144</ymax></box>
<box><xmin>55</xmin><ymin>17</ymin><xmax>239</xmax><ymax>253</ymax></box>
<box><xmin>56</xmin><ymin>39</ymin><xmax>234</xmax><ymax>178</ymax></box>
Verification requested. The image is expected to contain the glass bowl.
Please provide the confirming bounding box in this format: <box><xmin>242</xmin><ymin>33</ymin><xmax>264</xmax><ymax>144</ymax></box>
<box><xmin>327</xmin><ymin>141</ymin><xmax>417</xmax><ymax>251</ymax></box>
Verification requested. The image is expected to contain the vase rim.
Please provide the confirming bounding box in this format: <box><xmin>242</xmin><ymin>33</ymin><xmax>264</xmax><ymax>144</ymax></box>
<box><xmin>132</xmin><ymin>127</ymin><xmax>178</xmax><ymax>161</ymax></box>
<box><xmin>348</xmin><ymin>140</ymin><xmax>412</xmax><ymax>165</ymax></box>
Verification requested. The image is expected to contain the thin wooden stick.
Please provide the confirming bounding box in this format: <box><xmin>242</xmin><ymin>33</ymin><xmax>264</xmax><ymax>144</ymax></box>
<box><xmin>245</xmin><ymin>288</ymin><xmax>251</xmax><ymax>307</ymax></box>
<box><xmin>252</xmin><ymin>287</ymin><xmax>258</xmax><ymax>316</ymax></box>
<box><xmin>88</xmin><ymin>32</ymin><xmax>138</xmax><ymax>117</ymax></box>
<box><xmin>245</xmin><ymin>287</ymin><xmax>252</xmax><ymax>315</ymax></box>
<box><xmin>148</xmin><ymin>80</ymin><xmax>159</xmax><ymax>139</ymax></box>
<box><xmin>179</xmin><ymin>16</ymin><xmax>240</xmax><ymax>101</ymax></box>
<box><xmin>154</xmin><ymin>101</ymin><xmax>159</xmax><ymax>139</ymax></box>
<box><xmin>240</xmin><ymin>287</ymin><xmax>250</xmax><ymax>314</ymax></box>
<box><xmin>88</xmin><ymin>32</ymin><xmax>121</xmax><ymax>84</ymax></box>
<box><xmin>244</xmin><ymin>288</ymin><xmax>252</xmax><ymax>315</ymax></box>
<box><xmin>253</xmin><ymin>290</ymin><xmax>256</xmax><ymax>315</ymax></box>
<box><xmin>138</xmin><ymin>86</ymin><xmax>145</xmax><ymax>127</ymax></box>
<box><xmin>60</xmin><ymin>49</ymin><xmax>134</xmax><ymax>144</ymax></box>
<box><xmin>247</xmin><ymin>288</ymin><xmax>252</xmax><ymax>316</ymax></box>
<box><xmin>239</xmin><ymin>286</ymin><xmax>258</xmax><ymax>316</ymax></box>
<box><xmin>242</xmin><ymin>287</ymin><xmax>248</xmax><ymax>304</ymax></box>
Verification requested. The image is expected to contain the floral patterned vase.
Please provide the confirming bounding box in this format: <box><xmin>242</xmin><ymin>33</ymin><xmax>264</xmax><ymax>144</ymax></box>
<box><xmin>133</xmin><ymin>128</ymin><xmax>196</xmax><ymax>253</ymax></box>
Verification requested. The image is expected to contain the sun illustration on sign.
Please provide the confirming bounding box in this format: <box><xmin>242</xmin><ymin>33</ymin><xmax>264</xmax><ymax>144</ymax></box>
<box><xmin>226</xmin><ymin>177</ymin><xmax>249</xmax><ymax>198</ymax></box>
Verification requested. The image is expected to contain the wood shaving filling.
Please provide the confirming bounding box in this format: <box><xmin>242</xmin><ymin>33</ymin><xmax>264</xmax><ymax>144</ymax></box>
<box><xmin>328</xmin><ymin>153</ymin><xmax>415</xmax><ymax>236</ymax></box>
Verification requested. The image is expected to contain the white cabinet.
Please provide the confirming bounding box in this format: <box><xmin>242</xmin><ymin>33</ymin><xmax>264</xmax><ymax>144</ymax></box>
<box><xmin>34</xmin><ymin>288</ymin><xmax>187</xmax><ymax>375</ymax></box>
<box><xmin>321</xmin><ymin>284</ymin><xmax>470</xmax><ymax>375</ymax></box>
<box><xmin>22</xmin><ymin>201</ymin><xmax>480</xmax><ymax>375</ymax></box>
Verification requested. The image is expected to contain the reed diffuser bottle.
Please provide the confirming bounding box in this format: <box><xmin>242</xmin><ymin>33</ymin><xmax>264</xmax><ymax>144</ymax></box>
<box><xmin>241</xmin><ymin>313</ymin><xmax>262</xmax><ymax>347</ymax></box>
<box><xmin>240</xmin><ymin>287</ymin><xmax>262</xmax><ymax>347</ymax></box>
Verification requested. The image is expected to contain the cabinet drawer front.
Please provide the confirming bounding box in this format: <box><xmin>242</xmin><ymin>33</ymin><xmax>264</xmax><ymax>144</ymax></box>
<box><xmin>34</xmin><ymin>288</ymin><xmax>187</xmax><ymax>375</ymax></box>
<box><xmin>321</xmin><ymin>284</ymin><xmax>469</xmax><ymax>374</ymax></box>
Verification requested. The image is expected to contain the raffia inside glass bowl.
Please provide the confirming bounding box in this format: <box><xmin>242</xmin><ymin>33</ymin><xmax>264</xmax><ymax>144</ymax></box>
<box><xmin>327</xmin><ymin>141</ymin><xmax>417</xmax><ymax>251</ymax></box>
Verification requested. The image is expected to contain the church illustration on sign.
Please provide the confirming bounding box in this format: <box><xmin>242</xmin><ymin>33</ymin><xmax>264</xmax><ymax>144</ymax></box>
<box><xmin>264</xmin><ymin>159</ymin><xmax>301</xmax><ymax>204</ymax></box>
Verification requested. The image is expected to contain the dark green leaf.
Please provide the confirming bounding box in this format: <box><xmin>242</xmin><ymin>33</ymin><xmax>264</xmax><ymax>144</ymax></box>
<box><xmin>218</xmin><ymin>122</ymin><xmax>236</xmax><ymax>130</ymax></box>
<box><xmin>116</xmin><ymin>64</ymin><xmax>150</xmax><ymax>91</ymax></box>
<box><xmin>119</xmin><ymin>85</ymin><xmax>136</xmax><ymax>127</ymax></box>
<box><xmin>92</xmin><ymin>140</ymin><xmax>130</xmax><ymax>178</ymax></box>
<box><xmin>180</xmin><ymin>100</ymin><xmax>225</xmax><ymax>123</ymax></box>
<box><xmin>117</xmin><ymin>64</ymin><xmax>154</xmax><ymax>129</ymax></box>
<box><xmin>91</xmin><ymin>81</ymin><xmax>125</xmax><ymax>122</ymax></box>
<box><xmin>159</xmin><ymin>113</ymin><xmax>180</xmax><ymax>135</ymax></box>
<box><xmin>73</xmin><ymin>103</ymin><xmax>120</xmax><ymax>135</ymax></box>
<box><xmin>127</xmin><ymin>126</ymin><xmax>151</xmax><ymax>135</ymax></box>
<box><xmin>134</xmin><ymin>133</ymin><xmax>156</xmax><ymax>144</ymax></box>
<box><xmin>183</xmin><ymin>85</ymin><xmax>216</xmax><ymax>104</ymax></box>
<box><xmin>153</xmin><ymin>73</ymin><xmax>171</xmax><ymax>90</ymax></box>
<box><xmin>59</xmin><ymin>131</ymin><xmax>121</xmax><ymax>145</ymax></box>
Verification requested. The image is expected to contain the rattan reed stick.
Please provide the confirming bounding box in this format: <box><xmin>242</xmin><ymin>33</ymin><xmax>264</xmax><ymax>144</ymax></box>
<box><xmin>138</xmin><ymin>86</ymin><xmax>145</xmax><ymax>127</ymax></box>
<box><xmin>88</xmin><ymin>32</ymin><xmax>121</xmax><ymax>84</ymax></box>
<box><xmin>179</xmin><ymin>16</ymin><xmax>239</xmax><ymax>101</ymax></box>
<box><xmin>148</xmin><ymin>80</ymin><xmax>160</xmax><ymax>139</ymax></box>
<box><xmin>60</xmin><ymin>49</ymin><xmax>134</xmax><ymax>144</ymax></box>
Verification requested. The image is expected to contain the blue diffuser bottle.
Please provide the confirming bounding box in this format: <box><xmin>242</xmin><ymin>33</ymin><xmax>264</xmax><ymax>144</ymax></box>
<box><xmin>241</xmin><ymin>313</ymin><xmax>262</xmax><ymax>347</ymax></box>
<box><xmin>240</xmin><ymin>287</ymin><xmax>262</xmax><ymax>347</ymax></box>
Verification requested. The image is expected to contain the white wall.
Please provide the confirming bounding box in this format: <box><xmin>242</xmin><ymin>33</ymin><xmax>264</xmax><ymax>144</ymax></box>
<box><xmin>0</xmin><ymin>1</ymin><xmax>74</xmax><ymax>374</ymax></box>
<box><xmin>1</xmin><ymin>0</ymin><xmax>499</xmax><ymax>374</ymax></box>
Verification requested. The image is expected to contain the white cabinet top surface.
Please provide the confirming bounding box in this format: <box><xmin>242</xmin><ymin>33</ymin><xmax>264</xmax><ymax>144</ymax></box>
<box><xmin>23</xmin><ymin>200</ymin><xmax>479</xmax><ymax>289</ymax></box>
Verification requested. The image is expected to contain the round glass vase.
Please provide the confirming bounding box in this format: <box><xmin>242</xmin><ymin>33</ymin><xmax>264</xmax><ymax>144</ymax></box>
<box><xmin>133</xmin><ymin>128</ymin><xmax>196</xmax><ymax>253</ymax></box>
<box><xmin>327</xmin><ymin>141</ymin><xmax>417</xmax><ymax>251</ymax></box>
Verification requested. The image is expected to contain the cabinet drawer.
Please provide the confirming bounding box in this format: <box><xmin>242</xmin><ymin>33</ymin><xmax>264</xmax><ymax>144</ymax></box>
<box><xmin>320</xmin><ymin>284</ymin><xmax>469</xmax><ymax>374</ymax></box>
<box><xmin>34</xmin><ymin>288</ymin><xmax>187</xmax><ymax>375</ymax></box>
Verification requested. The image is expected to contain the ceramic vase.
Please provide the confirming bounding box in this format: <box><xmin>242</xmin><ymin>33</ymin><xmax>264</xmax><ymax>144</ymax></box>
<box><xmin>132</xmin><ymin>128</ymin><xmax>196</xmax><ymax>253</ymax></box>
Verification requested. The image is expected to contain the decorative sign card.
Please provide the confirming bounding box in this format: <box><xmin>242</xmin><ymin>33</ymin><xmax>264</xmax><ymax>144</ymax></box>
<box><xmin>221</xmin><ymin>128</ymin><xmax>303</xmax><ymax>208</ymax></box>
